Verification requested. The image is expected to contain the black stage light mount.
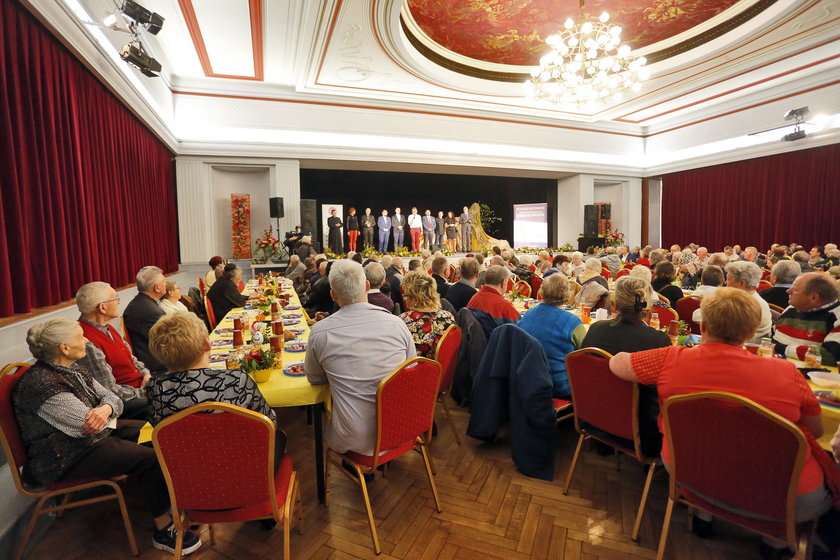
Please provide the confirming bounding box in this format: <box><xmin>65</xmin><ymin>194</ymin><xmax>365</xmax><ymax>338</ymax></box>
<box><xmin>120</xmin><ymin>41</ymin><xmax>162</xmax><ymax>77</ymax></box>
<box><xmin>121</xmin><ymin>0</ymin><xmax>164</xmax><ymax>35</ymax></box>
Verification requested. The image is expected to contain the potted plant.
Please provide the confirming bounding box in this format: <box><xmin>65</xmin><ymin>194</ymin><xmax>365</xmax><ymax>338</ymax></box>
<box><xmin>254</xmin><ymin>226</ymin><xmax>281</xmax><ymax>263</ymax></box>
<box><xmin>240</xmin><ymin>347</ymin><xmax>276</xmax><ymax>383</ymax></box>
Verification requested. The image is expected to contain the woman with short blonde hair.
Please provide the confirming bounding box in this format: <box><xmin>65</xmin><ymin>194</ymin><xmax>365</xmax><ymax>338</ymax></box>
<box><xmin>160</xmin><ymin>280</ymin><xmax>188</xmax><ymax>315</ymax></box>
<box><xmin>399</xmin><ymin>271</ymin><xmax>455</xmax><ymax>358</ymax></box>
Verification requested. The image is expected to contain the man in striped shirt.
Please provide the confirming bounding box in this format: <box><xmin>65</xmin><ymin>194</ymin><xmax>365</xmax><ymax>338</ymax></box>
<box><xmin>772</xmin><ymin>272</ymin><xmax>840</xmax><ymax>366</ymax></box>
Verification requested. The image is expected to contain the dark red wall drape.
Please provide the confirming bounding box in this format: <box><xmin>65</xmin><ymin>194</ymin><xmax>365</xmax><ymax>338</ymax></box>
<box><xmin>661</xmin><ymin>143</ymin><xmax>840</xmax><ymax>252</ymax></box>
<box><xmin>0</xmin><ymin>0</ymin><xmax>178</xmax><ymax>318</ymax></box>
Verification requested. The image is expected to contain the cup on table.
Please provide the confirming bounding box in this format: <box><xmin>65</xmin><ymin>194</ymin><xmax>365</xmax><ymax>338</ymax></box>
<box><xmin>667</xmin><ymin>320</ymin><xmax>680</xmax><ymax>337</ymax></box>
<box><xmin>271</xmin><ymin>320</ymin><xmax>283</xmax><ymax>335</ymax></box>
<box><xmin>271</xmin><ymin>301</ymin><xmax>280</xmax><ymax>313</ymax></box>
<box><xmin>233</xmin><ymin>317</ymin><xmax>243</xmax><ymax>331</ymax></box>
<box><xmin>580</xmin><ymin>305</ymin><xmax>591</xmax><ymax>325</ymax></box>
<box><xmin>270</xmin><ymin>335</ymin><xmax>282</xmax><ymax>353</ymax></box>
<box><xmin>744</xmin><ymin>342</ymin><xmax>759</xmax><ymax>354</ymax></box>
<box><xmin>594</xmin><ymin>308</ymin><xmax>608</xmax><ymax>320</ymax></box>
<box><xmin>233</xmin><ymin>330</ymin><xmax>244</xmax><ymax>347</ymax></box>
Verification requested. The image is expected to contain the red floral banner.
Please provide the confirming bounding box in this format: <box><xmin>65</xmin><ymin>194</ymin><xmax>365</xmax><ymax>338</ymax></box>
<box><xmin>231</xmin><ymin>194</ymin><xmax>251</xmax><ymax>258</ymax></box>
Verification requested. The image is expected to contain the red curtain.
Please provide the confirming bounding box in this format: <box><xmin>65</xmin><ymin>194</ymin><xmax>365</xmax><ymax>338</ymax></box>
<box><xmin>661</xmin><ymin>143</ymin><xmax>840</xmax><ymax>252</ymax></box>
<box><xmin>0</xmin><ymin>0</ymin><xmax>178</xmax><ymax>319</ymax></box>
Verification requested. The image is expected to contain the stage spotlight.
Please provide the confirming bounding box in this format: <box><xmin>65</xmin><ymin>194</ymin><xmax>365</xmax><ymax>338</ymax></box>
<box><xmin>783</xmin><ymin>107</ymin><xmax>809</xmax><ymax>121</ymax></box>
<box><xmin>120</xmin><ymin>43</ymin><xmax>162</xmax><ymax>77</ymax></box>
<box><xmin>121</xmin><ymin>0</ymin><xmax>164</xmax><ymax>35</ymax></box>
<box><xmin>782</xmin><ymin>129</ymin><xmax>806</xmax><ymax>142</ymax></box>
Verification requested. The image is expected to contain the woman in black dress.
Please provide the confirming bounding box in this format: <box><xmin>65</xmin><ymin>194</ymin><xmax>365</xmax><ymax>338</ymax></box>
<box><xmin>444</xmin><ymin>211</ymin><xmax>458</xmax><ymax>253</ymax></box>
<box><xmin>346</xmin><ymin>207</ymin><xmax>359</xmax><ymax>253</ymax></box>
<box><xmin>651</xmin><ymin>261</ymin><xmax>684</xmax><ymax>308</ymax></box>
<box><xmin>327</xmin><ymin>209</ymin><xmax>343</xmax><ymax>254</ymax></box>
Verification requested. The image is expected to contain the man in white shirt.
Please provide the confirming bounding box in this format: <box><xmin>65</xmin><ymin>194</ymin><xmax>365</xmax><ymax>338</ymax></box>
<box><xmin>305</xmin><ymin>260</ymin><xmax>416</xmax><ymax>455</ymax></box>
<box><xmin>407</xmin><ymin>207</ymin><xmax>423</xmax><ymax>251</ymax></box>
<box><xmin>693</xmin><ymin>261</ymin><xmax>770</xmax><ymax>342</ymax></box>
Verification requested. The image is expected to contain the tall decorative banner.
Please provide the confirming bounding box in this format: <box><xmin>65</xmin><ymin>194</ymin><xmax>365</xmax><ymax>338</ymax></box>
<box><xmin>513</xmin><ymin>203</ymin><xmax>548</xmax><ymax>248</ymax></box>
<box><xmin>231</xmin><ymin>194</ymin><xmax>252</xmax><ymax>259</ymax></box>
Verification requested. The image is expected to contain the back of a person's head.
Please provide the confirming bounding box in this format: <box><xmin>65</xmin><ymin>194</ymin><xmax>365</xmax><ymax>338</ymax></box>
<box><xmin>771</xmin><ymin>260</ymin><xmax>800</xmax><ymax>284</ymax></box>
<box><xmin>707</xmin><ymin>252</ymin><xmax>729</xmax><ymax>268</ymax></box>
<box><xmin>552</xmin><ymin>254</ymin><xmax>570</xmax><ymax>267</ymax></box>
<box><xmin>802</xmin><ymin>272</ymin><xmax>840</xmax><ymax>304</ymax></box>
<box><xmin>432</xmin><ymin>256</ymin><xmax>449</xmax><ymax>275</ymax></box>
<box><xmin>380</xmin><ymin>255</ymin><xmax>392</xmax><ymax>268</ymax></box>
<box><xmin>629</xmin><ymin>265</ymin><xmax>653</xmax><ymax>283</ymax></box>
<box><xmin>222</xmin><ymin>263</ymin><xmax>239</xmax><ymax>279</ymax></box>
<box><xmin>539</xmin><ymin>273</ymin><xmax>569</xmax><ymax>306</ymax></box>
<box><xmin>149</xmin><ymin>312</ymin><xmax>208</xmax><ymax>372</ymax></box>
<box><xmin>329</xmin><ymin>260</ymin><xmax>366</xmax><ymax>303</ymax></box>
<box><xmin>484</xmin><ymin>265</ymin><xmax>510</xmax><ymax>287</ymax></box>
<box><xmin>792</xmin><ymin>250</ymin><xmax>809</xmax><ymax>263</ymax></box>
<box><xmin>700</xmin><ymin>265</ymin><xmax>724</xmax><ymax>287</ymax></box>
<box><xmin>649</xmin><ymin>249</ymin><xmax>666</xmax><ymax>266</ymax></box>
<box><xmin>614</xmin><ymin>276</ymin><xmax>653</xmax><ymax>321</ymax></box>
<box><xmin>654</xmin><ymin>261</ymin><xmax>676</xmax><ymax>281</ymax></box>
<box><xmin>364</xmin><ymin>262</ymin><xmax>386</xmax><ymax>288</ymax></box>
<box><xmin>208</xmin><ymin>256</ymin><xmax>223</xmax><ymax>269</ymax></box>
<box><xmin>408</xmin><ymin>259</ymin><xmax>422</xmax><ymax>271</ymax></box>
<box><xmin>475</xmin><ymin>253</ymin><xmax>485</xmax><ymax>265</ymax></box>
<box><xmin>726</xmin><ymin>260</ymin><xmax>762</xmax><ymax>290</ymax></box>
<box><xmin>136</xmin><ymin>265</ymin><xmax>163</xmax><ymax>292</ymax></box>
<box><xmin>459</xmin><ymin>257</ymin><xmax>480</xmax><ymax>280</ymax></box>
<box><xmin>604</xmin><ymin>246</ymin><xmax>616</xmax><ymax>255</ymax></box>
<box><xmin>584</xmin><ymin>258</ymin><xmax>602</xmax><ymax>272</ymax></box>
<box><xmin>401</xmin><ymin>271</ymin><xmax>439</xmax><ymax>309</ymax></box>
<box><xmin>351</xmin><ymin>253</ymin><xmax>363</xmax><ymax>264</ymax></box>
<box><xmin>75</xmin><ymin>281</ymin><xmax>113</xmax><ymax>313</ymax></box>
<box><xmin>304</xmin><ymin>257</ymin><xmax>315</xmax><ymax>268</ymax></box>
<box><xmin>700</xmin><ymin>288</ymin><xmax>760</xmax><ymax>343</ymax></box>
<box><xmin>27</xmin><ymin>318</ymin><xmax>79</xmax><ymax>362</ymax></box>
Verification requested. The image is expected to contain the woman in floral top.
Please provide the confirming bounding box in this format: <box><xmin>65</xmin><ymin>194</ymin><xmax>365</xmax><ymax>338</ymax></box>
<box><xmin>399</xmin><ymin>271</ymin><xmax>456</xmax><ymax>359</ymax></box>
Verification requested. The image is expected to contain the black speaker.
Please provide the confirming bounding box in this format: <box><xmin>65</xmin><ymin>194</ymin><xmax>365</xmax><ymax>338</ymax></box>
<box><xmin>583</xmin><ymin>205</ymin><xmax>598</xmax><ymax>236</ymax></box>
<box><xmin>269</xmin><ymin>197</ymin><xmax>284</xmax><ymax>218</ymax></box>
<box><xmin>300</xmin><ymin>199</ymin><xmax>317</xmax><ymax>240</ymax></box>
<box><xmin>599</xmin><ymin>203</ymin><xmax>611</xmax><ymax>220</ymax></box>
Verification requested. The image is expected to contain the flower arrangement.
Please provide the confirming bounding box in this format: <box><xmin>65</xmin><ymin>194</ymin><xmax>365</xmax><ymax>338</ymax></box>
<box><xmin>517</xmin><ymin>245</ymin><xmax>575</xmax><ymax>254</ymax></box>
<box><xmin>240</xmin><ymin>347</ymin><xmax>276</xmax><ymax>374</ymax></box>
<box><xmin>255</xmin><ymin>226</ymin><xmax>281</xmax><ymax>262</ymax></box>
<box><xmin>601</xmin><ymin>228</ymin><xmax>624</xmax><ymax>248</ymax></box>
<box><xmin>324</xmin><ymin>248</ymin><xmax>344</xmax><ymax>260</ymax></box>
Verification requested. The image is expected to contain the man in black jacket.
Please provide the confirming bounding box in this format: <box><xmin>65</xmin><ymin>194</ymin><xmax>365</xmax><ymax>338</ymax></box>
<box><xmin>206</xmin><ymin>263</ymin><xmax>248</xmax><ymax>325</ymax></box>
<box><xmin>123</xmin><ymin>266</ymin><xmax>168</xmax><ymax>373</ymax></box>
<box><xmin>445</xmin><ymin>257</ymin><xmax>479</xmax><ymax>312</ymax></box>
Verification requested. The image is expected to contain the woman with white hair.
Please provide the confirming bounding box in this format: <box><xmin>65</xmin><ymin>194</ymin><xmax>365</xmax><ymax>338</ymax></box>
<box><xmin>160</xmin><ymin>280</ymin><xmax>188</xmax><ymax>315</ymax></box>
<box><xmin>570</xmin><ymin>251</ymin><xmax>585</xmax><ymax>279</ymax></box>
<box><xmin>13</xmin><ymin>318</ymin><xmax>201</xmax><ymax>553</ymax></box>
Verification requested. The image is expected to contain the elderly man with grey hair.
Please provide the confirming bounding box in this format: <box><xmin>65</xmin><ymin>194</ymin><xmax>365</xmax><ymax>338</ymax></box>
<box><xmin>285</xmin><ymin>254</ymin><xmax>306</xmax><ymax>283</ymax></box>
<box><xmin>694</xmin><ymin>261</ymin><xmax>771</xmax><ymax>343</ymax></box>
<box><xmin>600</xmin><ymin>246</ymin><xmax>622</xmax><ymax>276</ymax></box>
<box><xmin>123</xmin><ymin>265</ymin><xmax>167</xmax><ymax>373</ymax></box>
<box><xmin>305</xmin><ymin>260</ymin><xmax>415</xmax><ymax>456</ymax></box>
<box><xmin>773</xmin><ymin>272</ymin><xmax>840</xmax><ymax>366</ymax></box>
<box><xmin>364</xmin><ymin>261</ymin><xmax>394</xmax><ymax>313</ymax></box>
<box><xmin>75</xmin><ymin>282</ymin><xmax>150</xmax><ymax>419</ymax></box>
<box><xmin>466</xmin><ymin>265</ymin><xmax>519</xmax><ymax>325</ymax></box>
<box><xmin>759</xmin><ymin>260</ymin><xmax>800</xmax><ymax>309</ymax></box>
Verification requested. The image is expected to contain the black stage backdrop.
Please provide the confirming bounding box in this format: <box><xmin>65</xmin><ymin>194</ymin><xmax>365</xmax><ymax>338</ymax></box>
<box><xmin>300</xmin><ymin>169</ymin><xmax>556</xmax><ymax>247</ymax></box>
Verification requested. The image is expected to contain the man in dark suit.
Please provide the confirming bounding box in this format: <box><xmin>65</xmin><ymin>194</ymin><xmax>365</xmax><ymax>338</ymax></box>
<box><xmin>361</xmin><ymin>207</ymin><xmax>376</xmax><ymax>249</ymax></box>
<box><xmin>123</xmin><ymin>266</ymin><xmax>167</xmax><ymax>373</ymax></box>
<box><xmin>377</xmin><ymin>210</ymin><xmax>391</xmax><ymax>253</ymax></box>
<box><xmin>445</xmin><ymin>257</ymin><xmax>479</xmax><ymax>312</ymax></box>
<box><xmin>391</xmin><ymin>207</ymin><xmax>406</xmax><ymax>250</ymax></box>
<box><xmin>422</xmin><ymin>210</ymin><xmax>436</xmax><ymax>250</ymax></box>
<box><xmin>430</xmin><ymin>256</ymin><xmax>450</xmax><ymax>298</ymax></box>
<box><xmin>759</xmin><ymin>260</ymin><xmax>800</xmax><ymax>309</ymax></box>
<box><xmin>434</xmin><ymin>211</ymin><xmax>445</xmax><ymax>249</ymax></box>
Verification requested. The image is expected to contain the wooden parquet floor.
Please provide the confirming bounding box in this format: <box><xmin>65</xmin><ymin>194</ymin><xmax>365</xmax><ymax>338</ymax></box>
<box><xmin>24</xmin><ymin>403</ymin><xmax>768</xmax><ymax>560</ymax></box>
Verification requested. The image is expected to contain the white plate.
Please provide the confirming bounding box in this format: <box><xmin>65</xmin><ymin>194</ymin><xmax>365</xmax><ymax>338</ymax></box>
<box><xmin>808</xmin><ymin>370</ymin><xmax>840</xmax><ymax>389</ymax></box>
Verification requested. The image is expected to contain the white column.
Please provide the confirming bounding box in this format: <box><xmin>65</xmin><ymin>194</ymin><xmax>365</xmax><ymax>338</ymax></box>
<box><xmin>176</xmin><ymin>158</ymin><xmax>213</xmax><ymax>264</ymax></box>
<box><xmin>624</xmin><ymin>177</ymin><xmax>643</xmax><ymax>248</ymax></box>
<box><xmin>556</xmin><ymin>175</ymin><xmax>595</xmax><ymax>248</ymax></box>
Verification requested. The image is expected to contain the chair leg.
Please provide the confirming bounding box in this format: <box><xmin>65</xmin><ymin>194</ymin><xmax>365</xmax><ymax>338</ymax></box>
<box><xmin>793</xmin><ymin>521</ymin><xmax>815</xmax><ymax>560</ymax></box>
<box><xmin>56</xmin><ymin>493</ymin><xmax>72</xmax><ymax>518</ymax></box>
<box><xmin>562</xmin><ymin>434</ymin><xmax>586</xmax><ymax>495</ymax></box>
<box><xmin>440</xmin><ymin>396</ymin><xmax>461</xmax><ymax>445</ymax></box>
<box><xmin>355</xmin><ymin>464</ymin><xmax>381</xmax><ymax>555</ymax></box>
<box><xmin>208</xmin><ymin>524</ymin><xmax>216</xmax><ymax>545</ymax></box>
<box><xmin>174</xmin><ymin>524</ymin><xmax>184</xmax><ymax>560</ymax></box>
<box><xmin>295</xmin><ymin>479</ymin><xmax>304</xmax><ymax>535</ymax></box>
<box><xmin>631</xmin><ymin>462</ymin><xmax>657</xmax><ymax>542</ymax></box>
<box><xmin>419</xmin><ymin>444</ymin><xmax>443</xmax><ymax>513</ymax></box>
<box><xmin>282</xmin><ymin>472</ymin><xmax>296</xmax><ymax>560</ymax></box>
<box><xmin>110</xmin><ymin>483</ymin><xmax>139</xmax><ymax>555</ymax></box>
<box><xmin>14</xmin><ymin>496</ymin><xmax>48</xmax><ymax>560</ymax></box>
<box><xmin>324</xmin><ymin>451</ymin><xmax>332</xmax><ymax>508</ymax></box>
<box><xmin>655</xmin><ymin>497</ymin><xmax>675</xmax><ymax>560</ymax></box>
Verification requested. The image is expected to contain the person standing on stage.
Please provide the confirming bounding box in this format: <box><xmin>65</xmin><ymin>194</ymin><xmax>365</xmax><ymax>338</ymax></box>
<box><xmin>346</xmin><ymin>207</ymin><xmax>360</xmax><ymax>253</ymax></box>
<box><xmin>392</xmin><ymin>207</ymin><xmax>406</xmax><ymax>250</ymax></box>
<box><xmin>327</xmin><ymin>208</ymin><xmax>344</xmax><ymax>254</ymax></box>
<box><xmin>422</xmin><ymin>210</ymin><xmax>436</xmax><ymax>250</ymax></box>
<box><xmin>361</xmin><ymin>208</ymin><xmax>376</xmax><ymax>249</ymax></box>
<box><xmin>459</xmin><ymin>206</ymin><xmax>472</xmax><ymax>252</ymax></box>
<box><xmin>408</xmin><ymin>207</ymin><xmax>423</xmax><ymax>252</ymax></box>
<box><xmin>377</xmin><ymin>209</ymin><xmax>391</xmax><ymax>253</ymax></box>
<box><xmin>435</xmin><ymin>211</ymin><xmax>445</xmax><ymax>249</ymax></box>
<box><xmin>444</xmin><ymin>211</ymin><xmax>458</xmax><ymax>253</ymax></box>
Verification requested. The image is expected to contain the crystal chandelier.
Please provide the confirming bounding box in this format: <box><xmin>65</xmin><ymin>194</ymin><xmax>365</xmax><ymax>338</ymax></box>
<box><xmin>527</xmin><ymin>8</ymin><xmax>648</xmax><ymax>106</ymax></box>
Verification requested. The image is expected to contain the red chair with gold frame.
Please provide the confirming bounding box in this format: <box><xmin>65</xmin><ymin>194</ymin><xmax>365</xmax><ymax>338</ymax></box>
<box><xmin>152</xmin><ymin>402</ymin><xmax>301</xmax><ymax>560</ymax></box>
<box><xmin>203</xmin><ymin>296</ymin><xmax>218</xmax><ymax>329</ymax></box>
<box><xmin>505</xmin><ymin>278</ymin><xmax>515</xmax><ymax>293</ymax></box>
<box><xmin>648</xmin><ymin>305</ymin><xmax>678</xmax><ymax>326</ymax></box>
<box><xmin>562</xmin><ymin>349</ymin><xmax>659</xmax><ymax>542</ymax></box>
<box><xmin>120</xmin><ymin>316</ymin><xmax>133</xmax><ymax>349</ymax></box>
<box><xmin>600</xmin><ymin>268</ymin><xmax>612</xmax><ymax>280</ymax></box>
<box><xmin>512</xmin><ymin>280</ymin><xmax>531</xmax><ymax>298</ymax></box>
<box><xmin>197</xmin><ymin>276</ymin><xmax>206</xmax><ymax>298</ymax></box>
<box><xmin>615</xmin><ymin>269</ymin><xmax>631</xmax><ymax>279</ymax></box>
<box><xmin>448</xmin><ymin>264</ymin><xmax>457</xmax><ymax>282</ymax></box>
<box><xmin>656</xmin><ymin>392</ymin><xmax>814</xmax><ymax>560</ymax></box>
<box><xmin>325</xmin><ymin>357</ymin><xmax>443</xmax><ymax>555</ymax></box>
<box><xmin>761</xmin><ymin>268</ymin><xmax>773</xmax><ymax>282</ymax></box>
<box><xmin>758</xmin><ymin>279</ymin><xmax>773</xmax><ymax>292</ymax></box>
<box><xmin>530</xmin><ymin>275</ymin><xmax>543</xmax><ymax>300</ymax></box>
<box><xmin>675</xmin><ymin>296</ymin><xmax>703</xmax><ymax>334</ymax></box>
<box><xmin>0</xmin><ymin>363</ymin><xmax>138</xmax><ymax>560</ymax></box>
<box><xmin>434</xmin><ymin>325</ymin><xmax>463</xmax><ymax>444</ymax></box>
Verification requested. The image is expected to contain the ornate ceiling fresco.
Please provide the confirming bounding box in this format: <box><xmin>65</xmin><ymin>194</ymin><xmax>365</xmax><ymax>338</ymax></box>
<box><xmin>405</xmin><ymin>0</ymin><xmax>759</xmax><ymax>71</ymax></box>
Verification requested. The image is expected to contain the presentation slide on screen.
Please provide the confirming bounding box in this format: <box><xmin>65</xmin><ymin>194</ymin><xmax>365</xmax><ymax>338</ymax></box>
<box><xmin>513</xmin><ymin>203</ymin><xmax>548</xmax><ymax>249</ymax></box>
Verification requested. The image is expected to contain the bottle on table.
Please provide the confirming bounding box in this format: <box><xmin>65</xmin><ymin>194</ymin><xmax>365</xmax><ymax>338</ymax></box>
<box><xmin>649</xmin><ymin>313</ymin><xmax>660</xmax><ymax>330</ymax></box>
<box><xmin>758</xmin><ymin>338</ymin><xmax>774</xmax><ymax>358</ymax></box>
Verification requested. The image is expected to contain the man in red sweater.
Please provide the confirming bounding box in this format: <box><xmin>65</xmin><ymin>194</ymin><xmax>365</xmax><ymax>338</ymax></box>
<box><xmin>75</xmin><ymin>281</ymin><xmax>150</xmax><ymax>419</ymax></box>
<box><xmin>467</xmin><ymin>265</ymin><xmax>519</xmax><ymax>326</ymax></box>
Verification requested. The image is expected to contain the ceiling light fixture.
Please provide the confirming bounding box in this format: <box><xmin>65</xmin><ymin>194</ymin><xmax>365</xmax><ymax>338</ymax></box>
<box><xmin>120</xmin><ymin>41</ymin><xmax>162</xmax><ymax>77</ymax></box>
<box><xmin>120</xmin><ymin>0</ymin><xmax>164</xmax><ymax>35</ymax></box>
<box><xmin>526</xmin><ymin>1</ymin><xmax>648</xmax><ymax>106</ymax></box>
<box><xmin>782</xmin><ymin>106</ymin><xmax>808</xmax><ymax>141</ymax></box>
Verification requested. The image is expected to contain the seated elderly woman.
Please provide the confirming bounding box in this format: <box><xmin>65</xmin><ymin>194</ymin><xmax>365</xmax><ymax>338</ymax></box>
<box><xmin>206</xmin><ymin>263</ymin><xmax>249</xmax><ymax>321</ymax></box>
<box><xmin>204</xmin><ymin>256</ymin><xmax>223</xmax><ymax>289</ymax></box>
<box><xmin>517</xmin><ymin>274</ymin><xmax>585</xmax><ymax>398</ymax></box>
<box><xmin>159</xmin><ymin>280</ymin><xmax>188</xmax><ymax>315</ymax></box>
<box><xmin>399</xmin><ymin>271</ymin><xmax>456</xmax><ymax>358</ymax></box>
<box><xmin>147</xmin><ymin>312</ymin><xmax>285</xmax><ymax>466</ymax></box>
<box><xmin>581</xmin><ymin>277</ymin><xmax>671</xmax><ymax>456</ymax></box>
<box><xmin>651</xmin><ymin>261</ymin><xmax>683</xmax><ymax>308</ymax></box>
<box><xmin>609</xmin><ymin>288</ymin><xmax>832</xmax><ymax>553</ymax></box>
<box><xmin>574</xmin><ymin>258</ymin><xmax>611</xmax><ymax>311</ymax></box>
<box><xmin>13</xmin><ymin>318</ymin><xmax>201</xmax><ymax>554</ymax></box>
